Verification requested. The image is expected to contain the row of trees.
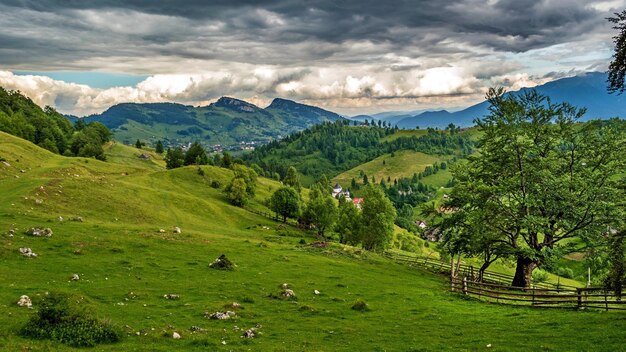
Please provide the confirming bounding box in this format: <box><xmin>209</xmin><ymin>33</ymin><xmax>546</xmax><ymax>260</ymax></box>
<box><xmin>268</xmin><ymin>178</ymin><xmax>397</xmax><ymax>252</ymax></box>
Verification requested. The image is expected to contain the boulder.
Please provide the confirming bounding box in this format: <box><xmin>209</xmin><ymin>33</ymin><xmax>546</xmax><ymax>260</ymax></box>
<box><xmin>70</xmin><ymin>216</ymin><xmax>84</xmax><ymax>222</ymax></box>
<box><xmin>242</xmin><ymin>328</ymin><xmax>256</xmax><ymax>339</ymax></box>
<box><xmin>282</xmin><ymin>289</ymin><xmax>295</xmax><ymax>298</ymax></box>
<box><xmin>172</xmin><ymin>332</ymin><xmax>181</xmax><ymax>339</ymax></box>
<box><xmin>19</xmin><ymin>247</ymin><xmax>37</xmax><ymax>257</ymax></box>
<box><xmin>314</xmin><ymin>290</ymin><xmax>321</xmax><ymax>295</ymax></box>
<box><xmin>17</xmin><ymin>295</ymin><xmax>32</xmax><ymax>308</ymax></box>
<box><xmin>173</xmin><ymin>227</ymin><xmax>181</xmax><ymax>234</ymax></box>
<box><xmin>209</xmin><ymin>254</ymin><xmax>234</xmax><ymax>270</ymax></box>
<box><xmin>207</xmin><ymin>311</ymin><xmax>236</xmax><ymax>320</ymax></box>
<box><xmin>27</xmin><ymin>227</ymin><xmax>53</xmax><ymax>237</ymax></box>
<box><xmin>164</xmin><ymin>294</ymin><xmax>180</xmax><ymax>300</ymax></box>
<box><xmin>158</xmin><ymin>229</ymin><xmax>166</xmax><ymax>233</ymax></box>
<box><xmin>71</xmin><ymin>274</ymin><xmax>80</xmax><ymax>281</ymax></box>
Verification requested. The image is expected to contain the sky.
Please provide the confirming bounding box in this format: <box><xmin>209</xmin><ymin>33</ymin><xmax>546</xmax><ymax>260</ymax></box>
<box><xmin>0</xmin><ymin>0</ymin><xmax>623</xmax><ymax>116</ymax></box>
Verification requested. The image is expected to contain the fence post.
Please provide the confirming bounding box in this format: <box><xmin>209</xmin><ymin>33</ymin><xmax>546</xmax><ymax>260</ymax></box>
<box><xmin>605</xmin><ymin>291</ymin><xmax>609</xmax><ymax>311</ymax></box>
<box><xmin>463</xmin><ymin>277</ymin><xmax>468</xmax><ymax>295</ymax></box>
<box><xmin>532</xmin><ymin>288</ymin><xmax>535</xmax><ymax>306</ymax></box>
<box><xmin>576</xmin><ymin>288</ymin><xmax>582</xmax><ymax>310</ymax></box>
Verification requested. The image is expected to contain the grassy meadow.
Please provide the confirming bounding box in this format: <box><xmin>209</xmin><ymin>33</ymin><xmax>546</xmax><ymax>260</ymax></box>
<box><xmin>1</xmin><ymin>131</ymin><xmax>625</xmax><ymax>351</ymax></box>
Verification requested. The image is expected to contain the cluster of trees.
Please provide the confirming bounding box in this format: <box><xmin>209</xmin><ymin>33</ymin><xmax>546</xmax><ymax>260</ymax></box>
<box><xmin>267</xmin><ymin>170</ymin><xmax>397</xmax><ymax>252</ymax></box>
<box><xmin>245</xmin><ymin>120</ymin><xmax>473</xmax><ymax>181</ymax></box>
<box><xmin>0</xmin><ymin>88</ymin><xmax>111</xmax><ymax>160</ymax></box>
<box><xmin>224</xmin><ymin>165</ymin><xmax>258</xmax><ymax>206</ymax></box>
<box><xmin>439</xmin><ymin>89</ymin><xmax>626</xmax><ymax>288</ymax></box>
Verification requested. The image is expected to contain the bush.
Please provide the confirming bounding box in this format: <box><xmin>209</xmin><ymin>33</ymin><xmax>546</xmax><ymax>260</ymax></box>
<box><xmin>210</xmin><ymin>180</ymin><xmax>222</xmax><ymax>189</ymax></box>
<box><xmin>556</xmin><ymin>267</ymin><xmax>574</xmax><ymax>279</ymax></box>
<box><xmin>532</xmin><ymin>269</ymin><xmax>549</xmax><ymax>284</ymax></box>
<box><xmin>351</xmin><ymin>299</ymin><xmax>370</xmax><ymax>312</ymax></box>
<box><xmin>19</xmin><ymin>292</ymin><xmax>122</xmax><ymax>347</ymax></box>
<box><xmin>209</xmin><ymin>254</ymin><xmax>235</xmax><ymax>270</ymax></box>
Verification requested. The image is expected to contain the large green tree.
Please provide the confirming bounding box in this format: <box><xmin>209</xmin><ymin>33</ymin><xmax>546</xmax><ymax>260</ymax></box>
<box><xmin>359</xmin><ymin>184</ymin><xmax>396</xmax><ymax>252</ymax></box>
<box><xmin>608</xmin><ymin>11</ymin><xmax>626</xmax><ymax>94</ymax></box>
<box><xmin>225</xmin><ymin>177</ymin><xmax>249</xmax><ymax>207</ymax></box>
<box><xmin>269</xmin><ymin>186</ymin><xmax>301</xmax><ymax>223</ymax></box>
<box><xmin>283</xmin><ymin>166</ymin><xmax>301</xmax><ymax>193</ymax></box>
<box><xmin>184</xmin><ymin>142</ymin><xmax>208</xmax><ymax>165</ymax></box>
<box><xmin>451</xmin><ymin>88</ymin><xmax>625</xmax><ymax>287</ymax></box>
<box><xmin>302</xmin><ymin>184</ymin><xmax>337</xmax><ymax>237</ymax></box>
<box><xmin>165</xmin><ymin>147</ymin><xmax>185</xmax><ymax>169</ymax></box>
<box><xmin>335</xmin><ymin>197</ymin><xmax>362</xmax><ymax>245</ymax></box>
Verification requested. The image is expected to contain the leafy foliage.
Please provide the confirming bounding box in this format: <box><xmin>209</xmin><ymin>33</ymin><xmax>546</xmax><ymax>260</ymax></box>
<box><xmin>608</xmin><ymin>11</ymin><xmax>626</xmax><ymax>94</ymax></box>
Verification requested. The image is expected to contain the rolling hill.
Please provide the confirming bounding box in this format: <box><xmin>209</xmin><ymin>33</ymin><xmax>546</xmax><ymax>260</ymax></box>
<box><xmin>77</xmin><ymin>97</ymin><xmax>343</xmax><ymax>148</ymax></box>
<box><xmin>1</xmin><ymin>131</ymin><xmax>626</xmax><ymax>350</ymax></box>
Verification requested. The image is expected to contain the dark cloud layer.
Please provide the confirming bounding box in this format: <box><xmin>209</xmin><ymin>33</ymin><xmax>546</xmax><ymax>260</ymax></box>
<box><xmin>0</xmin><ymin>0</ymin><xmax>619</xmax><ymax>115</ymax></box>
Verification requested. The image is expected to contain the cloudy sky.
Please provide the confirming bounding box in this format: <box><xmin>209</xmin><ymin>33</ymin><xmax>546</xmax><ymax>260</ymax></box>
<box><xmin>0</xmin><ymin>0</ymin><xmax>622</xmax><ymax>116</ymax></box>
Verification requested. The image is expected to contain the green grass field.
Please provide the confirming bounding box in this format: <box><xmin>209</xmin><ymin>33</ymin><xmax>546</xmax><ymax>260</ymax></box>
<box><xmin>332</xmin><ymin>150</ymin><xmax>448</xmax><ymax>187</ymax></box>
<box><xmin>1</xmin><ymin>131</ymin><xmax>625</xmax><ymax>351</ymax></box>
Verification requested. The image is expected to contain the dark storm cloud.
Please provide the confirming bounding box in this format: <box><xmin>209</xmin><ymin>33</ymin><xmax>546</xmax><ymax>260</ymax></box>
<box><xmin>0</xmin><ymin>0</ymin><xmax>611</xmax><ymax>66</ymax></box>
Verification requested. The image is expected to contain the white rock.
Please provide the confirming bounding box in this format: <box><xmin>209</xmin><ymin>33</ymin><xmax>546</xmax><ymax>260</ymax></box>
<box><xmin>158</xmin><ymin>229</ymin><xmax>166</xmax><ymax>233</ymax></box>
<box><xmin>173</xmin><ymin>227</ymin><xmax>181</xmax><ymax>234</ymax></box>
<box><xmin>172</xmin><ymin>332</ymin><xmax>181</xmax><ymax>339</ymax></box>
<box><xmin>17</xmin><ymin>295</ymin><xmax>32</xmax><ymax>308</ymax></box>
<box><xmin>58</xmin><ymin>216</ymin><xmax>64</xmax><ymax>221</ymax></box>
<box><xmin>71</xmin><ymin>274</ymin><xmax>80</xmax><ymax>281</ymax></box>
<box><xmin>282</xmin><ymin>289</ymin><xmax>295</xmax><ymax>298</ymax></box>
<box><xmin>314</xmin><ymin>290</ymin><xmax>320</xmax><ymax>295</ymax></box>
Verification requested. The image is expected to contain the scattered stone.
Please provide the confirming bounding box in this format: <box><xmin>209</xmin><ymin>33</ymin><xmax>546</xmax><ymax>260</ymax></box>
<box><xmin>19</xmin><ymin>247</ymin><xmax>37</xmax><ymax>257</ymax></box>
<box><xmin>173</xmin><ymin>226</ymin><xmax>181</xmax><ymax>234</ymax></box>
<box><xmin>17</xmin><ymin>295</ymin><xmax>32</xmax><ymax>308</ymax></box>
<box><xmin>34</xmin><ymin>199</ymin><xmax>43</xmax><ymax>205</ymax></box>
<box><xmin>20</xmin><ymin>169</ymin><xmax>25</xmax><ymax>173</ymax></box>
<box><xmin>209</xmin><ymin>254</ymin><xmax>235</xmax><ymax>270</ymax></box>
<box><xmin>1</xmin><ymin>161</ymin><xmax>10</xmax><ymax>167</ymax></box>
<box><xmin>225</xmin><ymin>302</ymin><xmax>241</xmax><ymax>309</ymax></box>
<box><xmin>138</xmin><ymin>153</ymin><xmax>151</xmax><ymax>160</ymax></box>
<box><xmin>27</xmin><ymin>227</ymin><xmax>53</xmax><ymax>237</ymax></box>
<box><xmin>71</xmin><ymin>274</ymin><xmax>80</xmax><ymax>281</ymax></box>
<box><xmin>70</xmin><ymin>216</ymin><xmax>84</xmax><ymax>222</ymax></box>
<box><xmin>280</xmin><ymin>283</ymin><xmax>290</xmax><ymax>289</ymax></box>
<box><xmin>190</xmin><ymin>326</ymin><xmax>204</xmax><ymax>332</ymax></box>
<box><xmin>487</xmin><ymin>344</ymin><xmax>492</xmax><ymax>348</ymax></box>
<box><xmin>282</xmin><ymin>289</ymin><xmax>295</xmax><ymax>298</ymax></box>
<box><xmin>172</xmin><ymin>332</ymin><xmax>181</xmax><ymax>339</ymax></box>
<box><xmin>164</xmin><ymin>294</ymin><xmax>180</xmax><ymax>300</ymax></box>
<box><xmin>206</xmin><ymin>311</ymin><xmax>236</xmax><ymax>320</ymax></box>
<box><xmin>158</xmin><ymin>229</ymin><xmax>166</xmax><ymax>233</ymax></box>
<box><xmin>58</xmin><ymin>216</ymin><xmax>64</xmax><ymax>222</ymax></box>
<box><xmin>242</xmin><ymin>328</ymin><xmax>256</xmax><ymax>339</ymax></box>
<box><xmin>314</xmin><ymin>290</ymin><xmax>321</xmax><ymax>295</ymax></box>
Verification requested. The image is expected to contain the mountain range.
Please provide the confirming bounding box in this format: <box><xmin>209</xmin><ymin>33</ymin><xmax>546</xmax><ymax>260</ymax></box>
<box><xmin>75</xmin><ymin>72</ymin><xmax>624</xmax><ymax>147</ymax></box>
<box><xmin>356</xmin><ymin>72</ymin><xmax>626</xmax><ymax>129</ymax></box>
<box><xmin>77</xmin><ymin>97</ymin><xmax>343</xmax><ymax>148</ymax></box>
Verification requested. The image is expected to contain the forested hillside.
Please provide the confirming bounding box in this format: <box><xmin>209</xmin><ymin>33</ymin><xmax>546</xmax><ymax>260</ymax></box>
<box><xmin>245</xmin><ymin>120</ymin><xmax>474</xmax><ymax>181</ymax></box>
<box><xmin>0</xmin><ymin>88</ymin><xmax>111</xmax><ymax>160</ymax></box>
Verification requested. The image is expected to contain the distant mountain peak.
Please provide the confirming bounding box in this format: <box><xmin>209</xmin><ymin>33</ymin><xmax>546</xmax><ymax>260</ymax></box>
<box><xmin>268</xmin><ymin>97</ymin><xmax>306</xmax><ymax>109</ymax></box>
<box><xmin>212</xmin><ymin>96</ymin><xmax>261</xmax><ymax>112</ymax></box>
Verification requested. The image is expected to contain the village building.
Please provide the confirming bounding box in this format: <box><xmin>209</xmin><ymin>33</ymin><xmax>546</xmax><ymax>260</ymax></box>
<box><xmin>415</xmin><ymin>220</ymin><xmax>427</xmax><ymax>229</ymax></box>
<box><xmin>352</xmin><ymin>198</ymin><xmax>364</xmax><ymax>209</ymax></box>
<box><xmin>331</xmin><ymin>183</ymin><xmax>351</xmax><ymax>200</ymax></box>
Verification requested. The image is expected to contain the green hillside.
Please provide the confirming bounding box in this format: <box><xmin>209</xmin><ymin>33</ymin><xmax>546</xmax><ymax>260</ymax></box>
<box><xmin>333</xmin><ymin>150</ymin><xmax>449</xmax><ymax>187</ymax></box>
<box><xmin>1</xmin><ymin>132</ymin><xmax>625</xmax><ymax>351</ymax></box>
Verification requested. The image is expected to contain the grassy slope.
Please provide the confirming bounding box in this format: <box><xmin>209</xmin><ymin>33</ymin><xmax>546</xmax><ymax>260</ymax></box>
<box><xmin>1</xmin><ymin>131</ymin><xmax>625</xmax><ymax>351</ymax></box>
<box><xmin>332</xmin><ymin>150</ymin><xmax>448</xmax><ymax>187</ymax></box>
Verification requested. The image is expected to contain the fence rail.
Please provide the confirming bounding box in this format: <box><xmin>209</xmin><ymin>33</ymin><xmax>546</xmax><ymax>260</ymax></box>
<box><xmin>451</xmin><ymin>277</ymin><xmax>626</xmax><ymax>311</ymax></box>
<box><xmin>385</xmin><ymin>252</ymin><xmax>577</xmax><ymax>290</ymax></box>
<box><xmin>385</xmin><ymin>252</ymin><xmax>626</xmax><ymax>311</ymax></box>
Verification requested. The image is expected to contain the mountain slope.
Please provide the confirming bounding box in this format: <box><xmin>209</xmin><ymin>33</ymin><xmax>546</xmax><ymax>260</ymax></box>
<box><xmin>80</xmin><ymin>97</ymin><xmax>343</xmax><ymax>148</ymax></box>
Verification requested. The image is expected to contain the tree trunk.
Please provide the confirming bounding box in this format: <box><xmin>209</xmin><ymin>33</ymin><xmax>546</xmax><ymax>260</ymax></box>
<box><xmin>512</xmin><ymin>256</ymin><xmax>537</xmax><ymax>288</ymax></box>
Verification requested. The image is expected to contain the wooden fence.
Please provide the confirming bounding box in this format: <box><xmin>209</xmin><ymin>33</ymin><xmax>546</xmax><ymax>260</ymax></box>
<box><xmin>451</xmin><ymin>277</ymin><xmax>626</xmax><ymax>311</ymax></box>
<box><xmin>385</xmin><ymin>252</ymin><xmax>626</xmax><ymax>310</ymax></box>
<box><xmin>385</xmin><ymin>252</ymin><xmax>576</xmax><ymax>290</ymax></box>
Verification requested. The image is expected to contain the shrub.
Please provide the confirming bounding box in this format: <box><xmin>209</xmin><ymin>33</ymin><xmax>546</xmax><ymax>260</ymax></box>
<box><xmin>209</xmin><ymin>254</ymin><xmax>235</xmax><ymax>270</ymax></box>
<box><xmin>19</xmin><ymin>292</ymin><xmax>122</xmax><ymax>347</ymax></box>
<box><xmin>532</xmin><ymin>269</ymin><xmax>549</xmax><ymax>284</ymax></box>
<box><xmin>556</xmin><ymin>267</ymin><xmax>574</xmax><ymax>279</ymax></box>
<box><xmin>210</xmin><ymin>180</ymin><xmax>222</xmax><ymax>189</ymax></box>
<box><xmin>351</xmin><ymin>299</ymin><xmax>370</xmax><ymax>312</ymax></box>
